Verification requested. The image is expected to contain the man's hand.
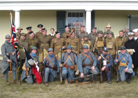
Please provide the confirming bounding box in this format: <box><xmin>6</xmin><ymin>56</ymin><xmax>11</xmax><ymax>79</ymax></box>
<box><xmin>7</xmin><ymin>59</ymin><xmax>11</xmax><ymax>63</ymax></box>
<box><xmin>98</xmin><ymin>56</ymin><xmax>102</xmax><ymax>61</ymax></box>
<box><xmin>125</xmin><ymin>67</ymin><xmax>128</xmax><ymax>72</ymax></box>
<box><xmin>60</xmin><ymin>64</ymin><xmax>63</xmax><ymax>67</ymax></box>
<box><xmin>11</xmin><ymin>52</ymin><xmax>15</xmax><ymax>55</ymax></box>
<box><xmin>80</xmin><ymin>73</ymin><xmax>84</xmax><ymax>78</ymax></box>
<box><xmin>104</xmin><ymin>35</ymin><xmax>107</xmax><ymax>38</ymax></box>
<box><xmin>92</xmin><ymin>66</ymin><xmax>95</xmax><ymax>71</ymax></box>
<box><xmin>101</xmin><ymin>66</ymin><xmax>106</xmax><ymax>71</ymax></box>
<box><xmin>116</xmin><ymin>59</ymin><xmax>118</xmax><ymax>63</ymax></box>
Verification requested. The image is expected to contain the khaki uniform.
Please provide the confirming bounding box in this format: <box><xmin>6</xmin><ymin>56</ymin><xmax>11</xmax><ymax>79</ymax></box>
<box><xmin>88</xmin><ymin>32</ymin><xmax>97</xmax><ymax>42</ymax></box>
<box><xmin>28</xmin><ymin>37</ymin><xmax>38</xmax><ymax>53</ymax></box>
<box><xmin>36</xmin><ymin>31</ymin><xmax>42</xmax><ymax>38</ymax></box>
<box><xmin>92</xmin><ymin>37</ymin><xmax>105</xmax><ymax>57</ymax></box>
<box><xmin>104</xmin><ymin>30</ymin><xmax>114</xmax><ymax>38</ymax></box>
<box><xmin>80</xmin><ymin>40</ymin><xmax>92</xmax><ymax>53</ymax></box>
<box><xmin>65</xmin><ymin>37</ymin><xmax>79</xmax><ymax>54</ymax></box>
<box><xmin>26</xmin><ymin>33</ymin><xmax>30</xmax><ymax>41</ymax></box>
<box><xmin>49</xmin><ymin>34</ymin><xmax>56</xmax><ymax>39</ymax></box>
<box><xmin>76</xmin><ymin>31</ymin><xmax>88</xmax><ymax>41</ymax></box>
<box><xmin>115</xmin><ymin>36</ymin><xmax>128</xmax><ymax>50</ymax></box>
<box><xmin>16</xmin><ymin>32</ymin><xmax>21</xmax><ymax>41</ymax></box>
<box><xmin>17</xmin><ymin>39</ymin><xmax>28</xmax><ymax>78</ymax></box>
<box><xmin>38</xmin><ymin>34</ymin><xmax>51</xmax><ymax>62</ymax></box>
<box><xmin>51</xmin><ymin>38</ymin><xmax>65</xmax><ymax>60</ymax></box>
<box><xmin>62</xmin><ymin>32</ymin><xmax>70</xmax><ymax>39</ymax></box>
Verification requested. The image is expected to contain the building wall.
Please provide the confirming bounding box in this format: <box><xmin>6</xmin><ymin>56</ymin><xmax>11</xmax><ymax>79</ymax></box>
<box><xmin>95</xmin><ymin>10</ymin><xmax>138</xmax><ymax>37</ymax></box>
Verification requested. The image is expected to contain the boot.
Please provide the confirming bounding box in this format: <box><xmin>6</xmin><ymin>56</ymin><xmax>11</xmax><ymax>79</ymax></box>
<box><xmin>108</xmin><ymin>80</ymin><xmax>112</xmax><ymax>84</ymax></box>
<box><xmin>64</xmin><ymin>79</ymin><xmax>68</xmax><ymax>84</ymax></box>
<box><xmin>107</xmin><ymin>73</ymin><xmax>112</xmax><ymax>84</ymax></box>
<box><xmin>44</xmin><ymin>82</ymin><xmax>49</xmax><ymax>87</ymax></box>
<box><xmin>126</xmin><ymin>73</ymin><xmax>132</xmax><ymax>84</ymax></box>
<box><xmin>6</xmin><ymin>81</ymin><xmax>10</xmax><ymax>85</ymax></box>
<box><xmin>13</xmin><ymin>80</ymin><xmax>20</xmax><ymax>84</ymax></box>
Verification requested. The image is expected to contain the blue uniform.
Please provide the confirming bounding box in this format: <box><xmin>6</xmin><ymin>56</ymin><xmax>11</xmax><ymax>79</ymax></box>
<box><xmin>62</xmin><ymin>52</ymin><xmax>77</xmax><ymax>82</ymax></box>
<box><xmin>43</xmin><ymin>54</ymin><xmax>59</xmax><ymax>82</ymax></box>
<box><xmin>78</xmin><ymin>51</ymin><xmax>99</xmax><ymax>75</ymax></box>
<box><xmin>98</xmin><ymin>53</ymin><xmax>113</xmax><ymax>81</ymax></box>
<box><xmin>114</xmin><ymin>52</ymin><xmax>135</xmax><ymax>81</ymax></box>
<box><xmin>21</xmin><ymin>53</ymin><xmax>39</xmax><ymax>84</ymax></box>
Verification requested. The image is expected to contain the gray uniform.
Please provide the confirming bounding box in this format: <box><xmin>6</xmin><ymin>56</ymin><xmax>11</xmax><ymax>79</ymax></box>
<box><xmin>1</xmin><ymin>41</ymin><xmax>17</xmax><ymax>81</ymax></box>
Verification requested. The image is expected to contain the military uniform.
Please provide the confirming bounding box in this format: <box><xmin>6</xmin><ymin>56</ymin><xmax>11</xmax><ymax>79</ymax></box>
<box><xmin>77</xmin><ymin>45</ymin><xmax>99</xmax><ymax>81</ymax></box>
<box><xmin>35</xmin><ymin>24</ymin><xmax>43</xmax><ymax>38</ymax></box>
<box><xmin>43</xmin><ymin>48</ymin><xmax>59</xmax><ymax>85</ymax></box>
<box><xmin>88</xmin><ymin>27</ymin><xmax>98</xmax><ymax>42</ymax></box>
<box><xmin>62</xmin><ymin>32</ymin><xmax>70</xmax><ymax>39</ymax></box>
<box><xmin>103</xmin><ymin>23</ymin><xmax>114</xmax><ymax>38</ymax></box>
<box><xmin>49</xmin><ymin>34</ymin><xmax>56</xmax><ymax>39</ymax></box>
<box><xmin>80</xmin><ymin>34</ymin><xmax>93</xmax><ymax>53</ymax></box>
<box><xmin>51</xmin><ymin>37</ymin><xmax>65</xmax><ymax>61</ymax></box>
<box><xmin>114</xmin><ymin>47</ymin><xmax>135</xmax><ymax>83</ymax></box>
<box><xmin>26</xmin><ymin>26</ymin><xmax>32</xmax><ymax>41</ymax></box>
<box><xmin>1</xmin><ymin>35</ymin><xmax>17</xmax><ymax>84</ymax></box>
<box><xmin>16</xmin><ymin>27</ymin><xmax>23</xmax><ymax>40</ymax></box>
<box><xmin>76</xmin><ymin>30</ymin><xmax>88</xmax><ymax>41</ymax></box>
<box><xmin>61</xmin><ymin>45</ymin><xmax>77</xmax><ymax>83</ymax></box>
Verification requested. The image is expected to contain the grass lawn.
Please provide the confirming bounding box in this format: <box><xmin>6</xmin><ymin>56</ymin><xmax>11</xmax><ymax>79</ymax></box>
<box><xmin>0</xmin><ymin>72</ymin><xmax>138</xmax><ymax>98</ymax></box>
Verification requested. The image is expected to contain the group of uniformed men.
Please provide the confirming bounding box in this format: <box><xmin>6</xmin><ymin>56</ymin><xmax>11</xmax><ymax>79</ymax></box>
<box><xmin>1</xmin><ymin>23</ymin><xmax>138</xmax><ymax>86</ymax></box>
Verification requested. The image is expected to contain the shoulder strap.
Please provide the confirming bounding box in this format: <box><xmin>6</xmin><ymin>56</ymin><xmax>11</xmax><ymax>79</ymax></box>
<box><xmin>82</xmin><ymin>52</ymin><xmax>93</xmax><ymax>62</ymax></box>
<box><xmin>96</xmin><ymin>37</ymin><xmax>98</xmax><ymax>42</ymax></box>
<box><xmin>81</xmin><ymin>40</ymin><xmax>84</xmax><ymax>45</ymax></box>
<box><xmin>79</xmin><ymin>31</ymin><xmax>81</xmax><ymax>38</ymax></box>
<box><xmin>47</xmin><ymin>56</ymin><xmax>55</xmax><ymax>67</ymax></box>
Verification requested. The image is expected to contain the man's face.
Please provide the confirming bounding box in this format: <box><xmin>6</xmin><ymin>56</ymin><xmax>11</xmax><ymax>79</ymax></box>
<box><xmin>106</xmin><ymin>27</ymin><xmax>111</xmax><ymax>31</ymax></box>
<box><xmin>42</xmin><ymin>30</ymin><xmax>47</xmax><ymax>36</ymax></box>
<box><xmin>50</xmin><ymin>29</ymin><xmax>54</xmax><ymax>34</ymax></box>
<box><xmin>84</xmin><ymin>37</ymin><xmax>88</xmax><ymax>40</ymax></box>
<box><xmin>27</xmin><ymin>30</ymin><xmax>31</xmax><ymax>33</ymax></box>
<box><xmin>134</xmin><ymin>32</ymin><xmax>138</xmax><ymax>37</ymax></box>
<box><xmin>30</xmin><ymin>33</ymin><xmax>34</xmax><ymax>38</ymax></box>
<box><xmin>17</xmin><ymin>29</ymin><xmax>21</xmax><ymax>33</ymax></box>
<box><xmin>92</xmin><ymin>29</ymin><xmax>96</xmax><ymax>33</ymax></box>
<box><xmin>125</xmin><ymin>29</ymin><xmax>129</xmax><ymax>33</ymax></box>
<box><xmin>21</xmin><ymin>36</ymin><xmax>25</xmax><ymax>40</ymax></box>
<box><xmin>98</xmin><ymin>33</ymin><xmax>103</xmax><ymax>37</ymax></box>
<box><xmin>56</xmin><ymin>33</ymin><xmax>60</xmax><ymax>38</ymax></box>
<box><xmin>65</xmin><ymin>27</ymin><xmax>69</xmax><ymax>32</ymax></box>
<box><xmin>108</xmin><ymin>34</ymin><xmax>112</xmax><ymax>38</ymax></box>
<box><xmin>66</xmin><ymin>49</ymin><xmax>71</xmax><ymax>53</ymax></box>
<box><xmin>49</xmin><ymin>51</ymin><xmax>53</xmax><ymax>55</ymax></box>
<box><xmin>71</xmin><ymin>32</ymin><xmax>75</xmax><ymax>38</ymax></box>
<box><xmin>38</xmin><ymin>28</ymin><xmax>42</xmax><ymax>31</ymax></box>
<box><xmin>32</xmin><ymin>49</ymin><xmax>37</xmax><ymax>54</ymax></box>
<box><xmin>81</xmin><ymin>27</ymin><xmax>85</xmax><ymax>31</ymax></box>
<box><xmin>103</xmin><ymin>51</ymin><xmax>107</xmax><ymax>55</ymax></box>
<box><xmin>119</xmin><ymin>32</ymin><xmax>124</xmax><ymax>37</ymax></box>
<box><xmin>121</xmin><ymin>49</ymin><xmax>126</xmax><ymax>54</ymax></box>
<box><xmin>6</xmin><ymin>38</ymin><xmax>11</xmax><ymax>42</ymax></box>
<box><xmin>83</xmin><ymin>49</ymin><xmax>88</xmax><ymax>53</ymax></box>
<box><xmin>128</xmin><ymin>36</ymin><xmax>133</xmax><ymax>40</ymax></box>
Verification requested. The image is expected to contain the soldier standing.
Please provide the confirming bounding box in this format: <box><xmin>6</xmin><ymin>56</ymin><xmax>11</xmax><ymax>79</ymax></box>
<box><xmin>124</xmin><ymin>27</ymin><xmax>129</xmax><ymax>39</ymax></box>
<box><xmin>61</xmin><ymin>45</ymin><xmax>77</xmax><ymax>83</ymax></box>
<box><xmin>1</xmin><ymin>35</ymin><xmax>19</xmax><ymax>85</ymax></box>
<box><xmin>51</xmin><ymin>31</ymin><xmax>65</xmax><ymax>61</ymax></box>
<box><xmin>115</xmin><ymin>30</ymin><xmax>128</xmax><ymax>51</ymax></box>
<box><xmin>26</xmin><ymin>26</ymin><xmax>32</xmax><ymax>41</ymax></box>
<box><xmin>62</xmin><ymin>25</ymin><xmax>70</xmax><ymax>39</ymax></box>
<box><xmin>49</xmin><ymin>28</ymin><xmax>56</xmax><ymax>39</ymax></box>
<box><xmin>43</xmin><ymin>48</ymin><xmax>59</xmax><ymax>86</ymax></box>
<box><xmin>76</xmin><ymin>25</ymin><xmax>88</xmax><ymax>41</ymax></box>
<box><xmin>98</xmin><ymin>47</ymin><xmax>113</xmax><ymax>84</ymax></box>
<box><xmin>17</xmin><ymin>33</ymin><xmax>28</xmax><ymax>81</ymax></box>
<box><xmin>27</xmin><ymin>31</ymin><xmax>38</xmax><ymax>53</ymax></box>
<box><xmin>103</xmin><ymin>23</ymin><xmax>114</xmax><ymax>38</ymax></box>
<box><xmin>88</xmin><ymin>27</ymin><xmax>98</xmax><ymax>42</ymax></box>
<box><xmin>35</xmin><ymin>24</ymin><xmax>43</xmax><ymax>38</ymax></box>
<box><xmin>16</xmin><ymin>27</ymin><xmax>23</xmax><ymax>40</ymax></box>
<box><xmin>80</xmin><ymin>34</ymin><xmax>93</xmax><ymax>53</ymax></box>
<box><xmin>114</xmin><ymin>46</ymin><xmax>135</xmax><ymax>84</ymax></box>
<box><xmin>65</xmin><ymin>30</ymin><xmax>79</xmax><ymax>55</ymax></box>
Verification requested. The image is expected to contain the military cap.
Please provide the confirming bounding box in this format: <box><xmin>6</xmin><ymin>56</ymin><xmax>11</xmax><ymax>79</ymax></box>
<box><xmin>133</xmin><ymin>28</ymin><xmax>138</xmax><ymax>33</ymax></box>
<box><xmin>48</xmin><ymin>48</ymin><xmax>53</xmax><ymax>52</ymax></box>
<box><xmin>97</xmin><ymin>30</ymin><xmax>103</xmax><ymax>34</ymax></box>
<box><xmin>66</xmin><ymin>45</ymin><xmax>72</xmax><ymax>49</ymax></box>
<box><xmin>106</xmin><ymin>23</ymin><xmax>111</xmax><ymax>28</ymax></box>
<box><xmin>107</xmin><ymin>31</ymin><xmax>113</xmax><ymax>34</ymax></box>
<box><xmin>20</xmin><ymin>33</ymin><xmax>26</xmax><ymax>36</ymax></box>
<box><xmin>83</xmin><ymin>34</ymin><xmax>89</xmax><ymax>38</ymax></box>
<box><xmin>82</xmin><ymin>45</ymin><xmax>88</xmax><ymax>49</ymax></box>
<box><xmin>26</xmin><ymin>26</ymin><xmax>32</xmax><ymax>30</ymax></box>
<box><xmin>103</xmin><ymin>47</ymin><xmax>108</xmax><ymax>52</ymax></box>
<box><xmin>120</xmin><ymin>46</ymin><xmax>126</xmax><ymax>50</ymax></box>
<box><xmin>128</xmin><ymin>32</ymin><xmax>134</xmax><ymax>37</ymax></box>
<box><xmin>92</xmin><ymin>27</ymin><xmax>97</xmax><ymax>29</ymax></box>
<box><xmin>119</xmin><ymin>30</ymin><xmax>124</xmax><ymax>33</ymax></box>
<box><xmin>37</xmin><ymin>24</ymin><xmax>43</xmax><ymax>28</ymax></box>
<box><xmin>31</xmin><ymin>46</ymin><xmax>37</xmax><ymax>50</ymax></box>
<box><xmin>124</xmin><ymin>27</ymin><xmax>129</xmax><ymax>30</ymax></box>
<box><xmin>5</xmin><ymin>35</ymin><xmax>11</xmax><ymax>39</ymax></box>
<box><xmin>65</xmin><ymin>25</ymin><xmax>69</xmax><ymax>28</ymax></box>
<box><xmin>42</xmin><ymin>28</ymin><xmax>46</xmax><ymax>30</ymax></box>
<box><xmin>29</xmin><ymin>31</ymin><xmax>33</xmax><ymax>34</ymax></box>
<box><xmin>16</xmin><ymin>27</ymin><xmax>23</xmax><ymax>30</ymax></box>
<box><xmin>70</xmin><ymin>29</ymin><xmax>75</xmax><ymax>35</ymax></box>
<box><xmin>55</xmin><ymin>31</ymin><xmax>60</xmax><ymax>34</ymax></box>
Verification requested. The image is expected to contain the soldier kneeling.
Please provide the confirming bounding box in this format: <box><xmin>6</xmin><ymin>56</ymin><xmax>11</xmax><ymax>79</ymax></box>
<box><xmin>114</xmin><ymin>46</ymin><xmax>135</xmax><ymax>84</ymax></box>
<box><xmin>43</xmin><ymin>48</ymin><xmax>59</xmax><ymax>86</ymax></box>
<box><xmin>98</xmin><ymin>47</ymin><xmax>113</xmax><ymax>84</ymax></box>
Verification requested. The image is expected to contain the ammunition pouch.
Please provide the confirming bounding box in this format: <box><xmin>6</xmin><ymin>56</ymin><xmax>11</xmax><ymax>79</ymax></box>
<box><xmin>45</xmin><ymin>65</ymin><xmax>57</xmax><ymax>71</ymax></box>
<box><xmin>106</xmin><ymin>42</ymin><xmax>113</xmax><ymax>49</ymax></box>
<box><xmin>118</xmin><ymin>63</ymin><xmax>127</xmax><ymax>70</ymax></box>
<box><xmin>97</xmin><ymin>41</ymin><xmax>104</xmax><ymax>48</ymax></box>
<box><xmin>82</xmin><ymin>64</ymin><xmax>92</xmax><ymax>67</ymax></box>
<box><xmin>64</xmin><ymin>64</ymin><xmax>75</xmax><ymax>70</ymax></box>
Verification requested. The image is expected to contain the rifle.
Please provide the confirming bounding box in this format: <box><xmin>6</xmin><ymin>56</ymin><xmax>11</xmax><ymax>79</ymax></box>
<box><xmin>60</xmin><ymin>48</ymin><xmax>63</xmax><ymax>84</ymax></box>
<box><xmin>70</xmin><ymin>73</ymin><xmax>99</xmax><ymax>84</ymax></box>
<box><xmin>116</xmin><ymin>40</ymin><xmax>120</xmax><ymax>82</ymax></box>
